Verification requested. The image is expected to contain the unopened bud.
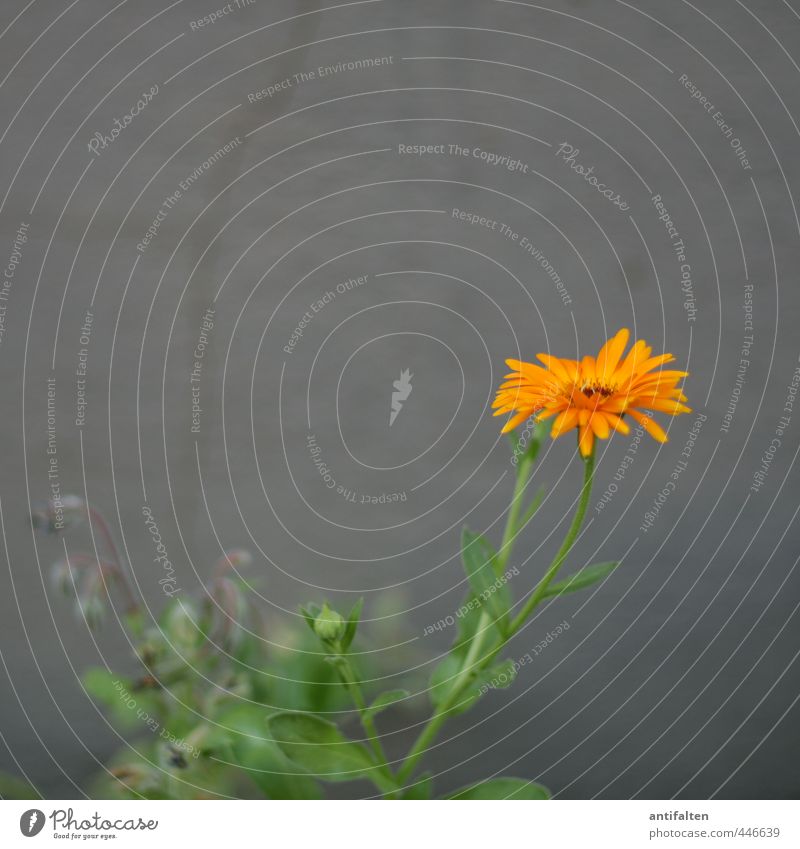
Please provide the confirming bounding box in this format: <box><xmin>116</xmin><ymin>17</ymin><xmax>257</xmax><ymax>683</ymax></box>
<box><xmin>217</xmin><ymin>549</ymin><xmax>253</xmax><ymax>570</ymax></box>
<box><xmin>75</xmin><ymin>593</ymin><xmax>105</xmax><ymax>629</ymax></box>
<box><xmin>31</xmin><ymin>495</ymin><xmax>86</xmax><ymax>533</ymax></box>
<box><xmin>313</xmin><ymin>603</ymin><xmax>346</xmax><ymax>643</ymax></box>
<box><xmin>50</xmin><ymin>558</ymin><xmax>76</xmax><ymax>597</ymax></box>
<box><xmin>208</xmin><ymin>577</ymin><xmax>250</xmax><ymax>650</ymax></box>
<box><xmin>163</xmin><ymin>598</ymin><xmax>200</xmax><ymax>648</ymax></box>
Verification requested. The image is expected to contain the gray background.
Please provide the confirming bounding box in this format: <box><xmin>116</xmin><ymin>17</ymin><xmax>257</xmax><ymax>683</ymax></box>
<box><xmin>0</xmin><ymin>0</ymin><xmax>799</xmax><ymax>799</ymax></box>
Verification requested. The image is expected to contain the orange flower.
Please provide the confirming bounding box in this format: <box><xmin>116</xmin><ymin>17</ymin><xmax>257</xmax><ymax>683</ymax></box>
<box><xmin>493</xmin><ymin>328</ymin><xmax>691</xmax><ymax>457</ymax></box>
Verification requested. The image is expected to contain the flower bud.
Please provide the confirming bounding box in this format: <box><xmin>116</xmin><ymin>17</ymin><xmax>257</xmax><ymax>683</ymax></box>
<box><xmin>75</xmin><ymin>593</ymin><xmax>106</xmax><ymax>629</ymax></box>
<box><xmin>206</xmin><ymin>577</ymin><xmax>251</xmax><ymax>651</ymax></box>
<box><xmin>313</xmin><ymin>603</ymin><xmax>346</xmax><ymax>643</ymax></box>
<box><xmin>31</xmin><ymin>495</ymin><xmax>86</xmax><ymax>533</ymax></box>
<box><xmin>163</xmin><ymin>598</ymin><xmax>201</xmax><ymax>649</ymax></box>
<box><xmin>215</xmin><ymin>549</ymin><xmax>253</xmax><ymax>572</ymax></box>
<box><xmin>50</xmin><ymin>558</ymin><xmax>77</xmax><ymax>597</ymax></box>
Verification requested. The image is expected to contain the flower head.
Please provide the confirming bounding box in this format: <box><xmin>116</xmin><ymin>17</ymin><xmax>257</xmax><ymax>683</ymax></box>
<box><xmin>493</xmin><ymin>328</ymin><xmax>690</xmax><ymax>457</ymax></box>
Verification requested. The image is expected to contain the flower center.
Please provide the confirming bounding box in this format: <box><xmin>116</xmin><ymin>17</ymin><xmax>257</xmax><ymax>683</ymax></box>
<box><xmin>580</xmin><ymin>382</ymin><xmax>615</xmax><ymax>399</ymax></box>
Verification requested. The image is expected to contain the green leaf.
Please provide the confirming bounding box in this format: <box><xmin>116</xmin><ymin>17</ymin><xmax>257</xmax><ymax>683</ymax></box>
<box><xmin>427</xmin><ymin>533</ymin><xmax>519</xmax><ymax>713</ymax></box>
<box><xmin>429</xmin><ymin>654</ymin><xmax>459</xmax><ymax>708</ymax></box>
<box><xmin>83</xmin><ymin>668</ymin><xmax>140</xmax><ymax>729</ymax></box>
<box><xmin>542</xmin><ymin>562</ymin><xmax>619</xmax><ymax>598</ymax></box>
<box><xmin>462</xmin><ymin>527</ymin><xmax>502</xmax><ymax>579</ymax></box>
<box><xmin>267</xmin><ymin>635</ymin><xmax>346</xmax><ymax>713</ymax></box>
<box><xmin>267</xmin><ymin>712</ymin><xmax>377</xmax><ymax>784</ymax></box>
<box><xmin>429</xmin><ymin>654</ymin><xmax>519</xmax><ymax>714</ymax></box>
<box><xmin>216</xmin><ymin>705</ymin><xmax>322</xmax><ymax>800</ymax></box>
<box><xmin>428</xmin><ymin>654</ymin><xmax>501</xmax><ymax>716</ymax></box>
<box><xmin>83</xmin><ymin>667</ymin><xmax>127</xmax><ymax>707</ymax></box>
<box><xmin>449</xmin><ymin>778</ymin><xmax>551</xmax><ymax>799</ymax></box>
<box><xmin>341</xmin><ymin>597</ymin><xmax>364</xmax><ymax>651</ymax></box>
<box><xmin>403</xmin><ymin>771</ymin><xmax>433</xmax><ymax>799</ymax></box>
<box><xmin>124</xmin><ymin>608</ymin><xmax>145</xmax><ymax>636</ymax></box>
<box><xmin>0</xmin><ymin>771</ymin><xmax>40</xmax><ymax>799</ymax></box>
<box><xmin>365</xmin><ymin>689</ymin><xmax>409</xmax><ymax>721</ymax></box>
<box><xmin>461</xmin><ymin>528</ymin><xmax>510</xmax><ymax>633</ymax></box>
<box><xmin>451</xmin><ymin>594</ymin><xmax>482</xmax><ymax>652</ymax></box>
<box><xmin>476</xmin><ymin>658</ymin><xmax>516</xmax><ymax>691</ymax></box>
<box><xmin>82</xmin><ymin>668</ymin><xmax>162</xmax><ymax>730</ymax></box>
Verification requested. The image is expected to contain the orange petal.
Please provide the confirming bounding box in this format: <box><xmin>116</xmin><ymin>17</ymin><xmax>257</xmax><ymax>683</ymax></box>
<box><xmin>536</xmin><ymin>402</ymin><xmax>566</xmax><ymax>420</ymax></box>
<box><xmin>628</xmin><ymin>409</ymin><xmax>668</xmax><ymax>442</ymax></box>
<box><xmin>642</xmin><ymin>399</ymin><xmax>692</xmax><ymax>415</ymax></box>
<box><xmin>596</xmin><ymin>328</ymin><xmax>630</xmax><ymax>383</ymax></box>
<box><xmin>551</xmin><ymin>407</ymin><xmax>579</xmax><ymax>436</ymax></box>
<box><xmin>500</xmin><ymin>409</ymin><xmax>532</xmax><ymax>434</ymax></box>
<box><xmin>536</xmin><ymin>353</ymin><xmax>573</xmax><ymax>384</ymax></box>
<box><xmin>599</xmin><ymin>396</ymin><xmax>629</xmax><ymax>414</ymax></box>
<box><xmin>578</xmin><ymin>425</ymin><xmax>595</xmax><ymax>457</ymax></box>
<box><xmin>603</xmin><ymin>412</ymin><xmax>630</xmax><ymax>435</ymax></box>
<box><xmin>635</xmin><ymin>353</ymin><xmax>676</xmax><ymax>376</ymax></box>
<box><xmin>631</xmin><ymin>373</ymin><xmax>688</xmax><ymax>394</ymax></box>
<box><xmin>590</xmin><ymin>412</ymin><xmax>610</xmax><ymax>439</ymax></box>
<box><xmin>505</xmin><ymin>359</ymin><xmax>553</xmax><ymax>384</ymax></box>
<box><xmin>580</xmin><ymin>355</ymin><xmax>597</xmax><ymax>384</ymax></box>
<box><xmin>615</xmin><ymin>340</ymin><xmax>651</xmax><ymax>382</ymax></box>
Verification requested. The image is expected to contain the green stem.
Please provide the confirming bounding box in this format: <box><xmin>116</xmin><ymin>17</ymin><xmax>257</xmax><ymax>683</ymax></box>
<box><xmin>397</xmin><ymin>446</ymin><xmax>596</xmax><ymax>786</ymax></box>
<box><xmin>396</xmin><ymin>453</ymin><xmax>534</xmax><ymax>785</ymax></box>
<box><xmin>518</xmin><ymin>486</ymin><xmax>546</xmax><ymax>531</ymax></box>
<box><xmin>396</xmin><ymin>611</ymin><xmax>494</xmax><ymax>785</ymax></box>
<box><xmin>496</xmin><ymin>453</ymin><xmax>534</xmax><ymax>570</ymax></box>
<box><xmin>337</xmin><ymin>657</ymin><xmax>397</xmax><ymax>794</ymax></box>
<box><xmin>509</xmin><ymin>449</ymin><xmax>595</xmax><ymax>632</ymax></box>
